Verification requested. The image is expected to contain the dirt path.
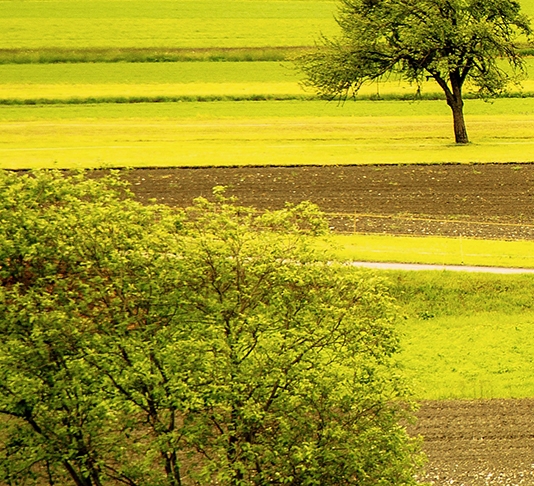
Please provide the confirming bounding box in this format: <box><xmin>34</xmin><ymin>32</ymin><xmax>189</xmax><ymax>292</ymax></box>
<box><xmin>122</xmin><ymin>163</ymin><xmax>534</xmax><ymax>485</ymax></box>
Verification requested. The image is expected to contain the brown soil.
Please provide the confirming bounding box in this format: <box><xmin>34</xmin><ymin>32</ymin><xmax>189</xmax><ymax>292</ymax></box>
<box><xmin>122</xmin><ymin>163</ymin><xmax>534</xmax><ymax>485</ymax></box>
<box><xmin>411</xmin><ymin>399</ymin><xmax>534</xmax><ymax>485</ymax></box>
<box><xmin>123</xmin><ymin>163</ymin><xmax>534</xmax><ymax>240</ymax></box>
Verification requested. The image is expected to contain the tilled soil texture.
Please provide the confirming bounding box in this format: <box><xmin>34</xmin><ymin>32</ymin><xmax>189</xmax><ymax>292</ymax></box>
<box><xmin>412</xmin><ymin>399</ymin><xmax>534</xmax><ymax>486</ymax></box>
<box><xmin>123</xmin><ymin>163</ymin><xmax>534</xmax><ymax>240</ymax></box>
<box><xmin>122</xmin><ymin>164</ymin><xmax>534</xmax><ymax>485</ymax></box>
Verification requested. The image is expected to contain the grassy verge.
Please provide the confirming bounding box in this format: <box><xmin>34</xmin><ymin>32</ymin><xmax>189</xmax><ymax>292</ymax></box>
<box><xmin>4</xmin><ymin>91</ymin><xmax>534</xmax><ymax>106</ymax></box>
<box><xmin>2</xmin><ymin>46</ymin><xmax>533</xmax><ymax>64</ymax></box>
<box><xmin>0</xmin><ymin>47</ymin><xmax>310</xmax><ymax>64</ymax></box>
<box><xmin>327</xmin><ymin>234</ymin><xmax>534</xmax><ymax>268</ymax></box>
<box><xmin>383</xmin><ymin>271</ymin><xmax>534</xmax><ymax>399</ymax></box>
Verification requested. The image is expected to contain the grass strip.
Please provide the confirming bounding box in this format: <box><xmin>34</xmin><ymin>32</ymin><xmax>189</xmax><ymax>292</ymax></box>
<box><xmin>326</xmin><ymin>233</ymin><xmax>534</xmax><ymax>269</ymax></box>
<box><xmin>1</xmin><ymin>46</ymin><xmax>532</xmax><ymax>64</ymax></box>
<box><xmin>0</xmin><ymin>94</ymin><xmax>317</xmax><ymax>105</ymax></box>
<box><xmin>0</xmin><ymin>47</ymin><xmax>311</xmax><ymax>64</ymax></box>
<box><xmin>4</xmin><ymin>91</ymin><xmax>534</xmax><ymax>106</ymax></box>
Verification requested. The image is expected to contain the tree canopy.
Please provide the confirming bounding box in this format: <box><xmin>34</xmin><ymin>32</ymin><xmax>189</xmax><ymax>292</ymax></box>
<box><xmin>299</xmin><ymin>0</ymin><xmax>532</xmax><ymax>143</ymax></box>
<box><xmin>0</xmin><ymin>170</ymin><xmax>424</xmax><ymax>485</ymax></box>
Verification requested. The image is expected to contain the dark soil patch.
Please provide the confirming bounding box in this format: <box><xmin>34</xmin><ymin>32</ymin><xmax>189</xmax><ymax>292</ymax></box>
<box><xmin>122</xmin><ymin>163</ymin><xmax>534</xmax><ymax>485</ymax></box>
<box><xmin>412</xmin><ymin>399</ymin><xmax>534</xmax><ymax>485</ymax></box>
<box><xmin>123</xmin><ymin>163</ymin><xmax>534</xmax><ymax>240</ymax></box>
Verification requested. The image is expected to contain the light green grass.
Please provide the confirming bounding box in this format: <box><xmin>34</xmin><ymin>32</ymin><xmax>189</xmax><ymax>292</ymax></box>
<box><xmin>2</xmin><ymin>99</ymin><xmax>534</xmax><ymax>169</ymax></box>
<box><xmin>1</xmin><ymin>0</ymin><xmax>533</xmax><ymax>52</ymax></box>
<box><xmin>327</xmin><ymin>233</ymin><xmax>534</xmax><ymax>268</ymax></box>
<box><xmin>3</xmin><ymin>59</ymin><xmax>534</xmax><ymax>102</ymax></box>
<box><xmin>0</xmin><ymin>0</ymin><xmax>338</xmax><ymax>49</ymax></box>
<box><xmin>401</xmin><ymin>310</ymin><xmax>534</xmax><ymax>399</ymax></box>
<box><xmin>383</xmin><ymin>271</ymin><xmax>534</xmax><ymax>399</ymax></box>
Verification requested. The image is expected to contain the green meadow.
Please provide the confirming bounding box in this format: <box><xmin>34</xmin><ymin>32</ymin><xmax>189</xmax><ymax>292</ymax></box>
<box><xmin>2</xmin><ymin>99</ymin><xmax>534</xmax><ymax>169</ymax></box>
<box><xmin>388</xmin><ymin>271</ymin><xmax>534</xmax><ymax>399</ymax></box>
<box><xmin>0</xmin><ymin>0</ymin><xmax>338</xmax><ymax>49</ymax></box>
<box><xmin>2</xmin><ymin>0</ymin><xmax>534</xmax><ymax>400</ymax></box>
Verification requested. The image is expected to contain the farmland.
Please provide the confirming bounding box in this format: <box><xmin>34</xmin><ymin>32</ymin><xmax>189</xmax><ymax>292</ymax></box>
<box><xmin>2</xmin><ymin>0</ymin><xmax>534</xmax><ymax>168</ymax></box>
<box><xmin>3</xmin><ymin>0</ymin><xmax>534</xmax><ymax>483</ymax></box>
<box><xmin>122</xmin><ymin>163</ymin><xmax>534</xmax><ymax>484</ymax></box>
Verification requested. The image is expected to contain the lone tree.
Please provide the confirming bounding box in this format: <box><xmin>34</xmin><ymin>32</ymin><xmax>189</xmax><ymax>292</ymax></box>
<box><xmin>299</xmin><ymin>0</ymin><xmax>531</xmax><ymax>143</ymax></box>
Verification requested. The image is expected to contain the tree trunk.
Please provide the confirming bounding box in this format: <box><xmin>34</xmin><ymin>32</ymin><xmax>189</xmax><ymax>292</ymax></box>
<box><xmin>447</xmin><ymin>75</ymin><xmax>469</xmax><ymax>144</ymax></box>
<box><xmin>448</xmin><ymin>96</ymin><xmax>469</xmax><ymax>144</ymax></box>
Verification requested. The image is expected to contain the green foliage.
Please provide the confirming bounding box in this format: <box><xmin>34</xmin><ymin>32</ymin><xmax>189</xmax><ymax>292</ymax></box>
<box><xmin>0</xmin><ymin>171</ymin><xmax>423</xmax><ymax>485</ymax></box>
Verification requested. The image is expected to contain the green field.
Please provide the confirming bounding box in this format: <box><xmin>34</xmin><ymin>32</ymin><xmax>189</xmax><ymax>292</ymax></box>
<box><xmin>5</xmin><ymin>59</ymin><xmax>534</xmax><ymax>102</ymax></box>
<box><xmin>2</xmin><ymin>0</ymin><xmax>533</xmax><ymax>51</ymax></box>
<box><xmin>2</xmin><ymin>99</ymin><xmax>534</xmax><ymax>169</ymax></box>
<box><xmin>387</xmin><ymin>271</ymin><xmax>534</xmax><ymax>398</ymax></box>
<box><xmin>0</xmin><ymin>0</ymin><xmax>338</xmax><ymax>49</ymax></box>
<box><xmin>329</xmin><ymin>233</ymin><xmax>534</xmax><ymax>268</ymax></box>
<box><xmin>2</xmin><ymin>0</ymin><xmax>534</xmax><ymax>169</ymax></box>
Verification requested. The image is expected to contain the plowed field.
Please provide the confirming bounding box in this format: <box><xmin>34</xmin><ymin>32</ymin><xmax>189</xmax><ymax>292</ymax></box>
<box><xmin>123</xmin><ymin>163</ymin><xmax>534</xmax><ymax>240</ymax></box>
<box><xmin>122</xmin><ymin>163</ymin><xmax>534</xmax><ymax>485</ymax></box>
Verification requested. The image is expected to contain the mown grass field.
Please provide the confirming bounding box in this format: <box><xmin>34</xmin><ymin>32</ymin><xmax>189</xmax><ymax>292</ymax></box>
<box><xmin>388</xmin><ymin>271</ymin><xmax>534</xmax><ymax>399</ymax></box>
<box><xmin>0</xmin><ymin>0</ymin><xmax>339</xmax><ymax>49</ymax></box>
<box><xmin>2</xmin><ymin>99</ymin><xmax>534</xmax><ymax>169</ymax></box>
<box><xmin>3</xmin><ymin>0</ymin><xmax>534</xmax><ymax>400</ymax></box>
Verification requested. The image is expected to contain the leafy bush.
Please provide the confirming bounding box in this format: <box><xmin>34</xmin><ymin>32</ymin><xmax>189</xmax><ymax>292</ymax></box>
<box><xmin>0</xmin><ymin>170</ymin><xmax>423</xmax><ymax>485</ymax></box>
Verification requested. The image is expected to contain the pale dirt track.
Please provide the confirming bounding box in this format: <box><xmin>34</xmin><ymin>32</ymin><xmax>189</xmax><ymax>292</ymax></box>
<box><xmin>119</xmin><ymin>163</ymin><xmax>534</xmax><ymax>486</ymax></box>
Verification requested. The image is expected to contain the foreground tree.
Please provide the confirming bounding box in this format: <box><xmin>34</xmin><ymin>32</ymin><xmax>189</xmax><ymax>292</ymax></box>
<box><xmin>0</xmin><ymin>171</ymin><xmax>424</xmax><ymax>485</ymax></box>
<box><xmin>298</xmin><ymin>0</ymin><xmax>531</xmax><ymax>143</ymax></box>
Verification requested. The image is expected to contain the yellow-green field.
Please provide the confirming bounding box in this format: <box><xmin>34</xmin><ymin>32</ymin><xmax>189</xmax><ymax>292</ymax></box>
<box><xmin>0</xmin><ymin>0</ymin><xmax>338</xmax><ymax>49</ymax></box>
<box><xmin>2</xmin><ymin>99</ymin><xmax>534</xmax><ymax>169</ymax></box>
<box><xmin>328</xmin><ymin>233</ymin><xmax>534</xmax><ymax>268</ymax></box>
<box><xmin>2</xmin><ymin>0</ymin><xmax>534</xmax><ymax>169</ymax></box>
<box><xmin>5</xmin><ymin>59</ymin><xmax>534</xmax><ymax>101</ymax></box>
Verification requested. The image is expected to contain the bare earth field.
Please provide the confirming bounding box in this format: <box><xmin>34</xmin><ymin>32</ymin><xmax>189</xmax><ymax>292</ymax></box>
<box><xmin>122</xmin><ymin>163</ymin><xmax>534</xmax><ymax>485</ymax></box>
<box><xmin>123</xmin><ymin>163</ymin><xmax>534</xmax><ymax>240</ymax></box>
